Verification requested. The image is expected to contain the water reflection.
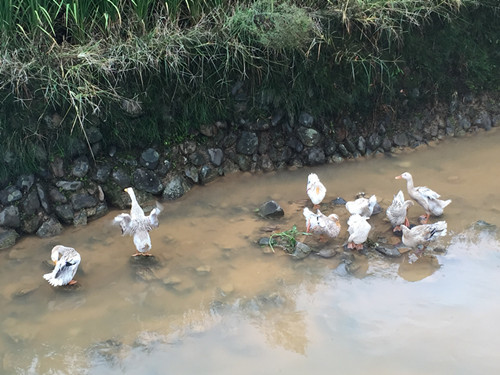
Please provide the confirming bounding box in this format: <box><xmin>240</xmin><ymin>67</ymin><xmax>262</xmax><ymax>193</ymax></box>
<box><xmin>1</xmin><ymin>129</ymin><xmax>500</xmax><ymax>374</ymax></box>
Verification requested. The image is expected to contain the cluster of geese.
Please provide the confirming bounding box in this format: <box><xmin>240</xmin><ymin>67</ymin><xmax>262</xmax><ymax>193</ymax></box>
<box><xmin>303</xmin><ymin>171</ymin><xmax>451</xmax><ymax>251</ymax></box>
<box><xmin>43</xmin><ymin>187</ymin><xmax>162</xmax><ymax>287</ymax></box>
<box><xmin>42</xmin><ymin>171</ymin><xmax>451</xmax><ymax>287</ymax></box>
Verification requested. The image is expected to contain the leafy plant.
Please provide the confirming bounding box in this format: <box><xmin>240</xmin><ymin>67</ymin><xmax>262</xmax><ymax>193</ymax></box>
<box><xmin>269</xmin><ymin>225</ymin><xmax>311</xmax><ymax>253</ymax></box>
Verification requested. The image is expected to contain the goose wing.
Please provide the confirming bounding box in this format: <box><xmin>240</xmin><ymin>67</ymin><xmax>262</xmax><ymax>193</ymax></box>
<box><xmin>113</xmin><ymin>213</ymin><xmax>133</xmax><ymax>235</ymax></box>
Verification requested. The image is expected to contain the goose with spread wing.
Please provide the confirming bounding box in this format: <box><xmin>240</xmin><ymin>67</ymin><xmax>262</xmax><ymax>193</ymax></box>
<box><xmin>43</xmin><ymin>245</ymin><xmax>81</xmax><ymax>286</ymax></box>
<box><xmin>386</xmin><ymin>190</ymin><xmax>414</xmax><ymax>231</ymax></box>
<box><xmin>113</xmin><ymin>187</ymin><xmax>162</xmax><ymax>256</ymax></box>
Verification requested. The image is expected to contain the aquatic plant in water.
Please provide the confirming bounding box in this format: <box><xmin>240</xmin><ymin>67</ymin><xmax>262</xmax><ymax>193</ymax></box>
<box><xmin>269</xmin><ymin>225</ymin><xmax>310</xmax><ymax>254</ymax></box>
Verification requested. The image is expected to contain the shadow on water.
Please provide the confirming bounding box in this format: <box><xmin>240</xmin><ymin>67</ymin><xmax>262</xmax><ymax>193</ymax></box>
<box><xmin>1</xmin><ymin>129</ymin><xmax>500</xmax><ymax>374</ymax></box>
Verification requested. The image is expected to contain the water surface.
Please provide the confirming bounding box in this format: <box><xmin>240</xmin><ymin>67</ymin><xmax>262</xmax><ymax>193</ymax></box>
<box><xmin>2</xmin><ymin>129</ymin><xmax>500</xmax><ymax>374</ymax></box>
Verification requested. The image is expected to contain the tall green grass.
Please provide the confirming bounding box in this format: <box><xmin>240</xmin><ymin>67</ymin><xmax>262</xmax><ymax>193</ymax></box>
<box><xmin>0</xmin><ymin>0</ymin><xmax>498</xmax><ymax>180</ymax></box>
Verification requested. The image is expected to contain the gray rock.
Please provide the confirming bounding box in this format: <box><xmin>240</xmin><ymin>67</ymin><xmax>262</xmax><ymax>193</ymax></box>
<box><xmin>208</xmin><ymin>148</ymin><xmax>224</xmax><ymax>166</ymax></box>
<box><xmin>297</xmin><ymin>127</ymin><xmax>321</xmax><ymax>147</ymax></box>
<box><xmin>492</xmin><ymin>114</ymin><xmax>500</xmax><ymax>128</ymax></box>
<box><xmin>259</xmin><ymin>155</ymin><xmax>274</xmax><ymax>172</ymax></box>
<box><xmin>189</xmin><ymin>151</ymin><xmax>207</xmax><ymax>167</ymax></box>
<box><xmin>49</xmin><ymin>156</ymin><xmax>65</xmax><ymax>178</ymax></box>
<box><xmin>258</xmin><ymin>200</ymin><xmax>284</xmax><ymax>218</ymax></box>
<box><xmin>344</xmin><ymin>138</ymin><xmax>357</xmax><ymax>153</ymax></box>
<box><xmin>375</xmin><ymin>245</ymin><xmax>402</xmax><ymax>257</ymax></box>
<box><xmin>367</xmin><ymin>132</ymin><xmax>382</xmax><ymax>150</ymax></box>
<box><xmin>199</xmin><ymin>123</ymin><xmax>217</xmax><ymax>137</ymax></box>
<box><xmin>180</xmin><ymin>140</ymin><xmax>197</xmax><ymax>155</ymax></box>
<box><xmin>73</xmin><ymin>211</ymin><xmax>88</xmax><ymax>226</ymax></box>
<box><xmin>247</xmin><ymin>119</ymin><xmax>270</xmax><ymax>131</ymax></box>
<box><xmin>0</xmin><ymin>206</ymin><xmax>20</xmax><ymax>228</ymax></box>
<box><xmin>0</xmin><ymin>186</ymin><xmax>23</xmax><ymax>205</ymax></box>
<box><xmin>0</xmin><ymin>228</ymin><xmax>19</xmax><ymax>249</ymax></box>
<box><xmin>133</xmin><ymin>168</ymin><xmax>163</xmax><ymax>194</ymax></box>
<box><xmin>457</xmin><ymin>114</ymin><xmax>471</xmax><ymax>130</ymax></box>
<box><xmin>55</xmin><ymin>204</ymin><xmax>74</xmax><ymax>224</ymax></box>
<box><xmin>162</xmin><ymin>176</ymin><xmax>191</xmax><ymax>200</ymax></box>
<box><xmin>36</xmin><ymin>183</ymin><xmax>51</xmax><ymax>213</ymax></box>
<box><xmin>382</xmin><ymin>137</ymin><xmax>393</xmax><ymax>151</ymax></box>
<box><xmin>36</xmin><ymin>217</ymin><xmax>63</xmax><ymax>238</ymax></box>
<box><xmin>72</xmin><ymin>156</ymin><xmax>90</xmax><ymax>178</ymax></box>
<box><xmin>290</xmin><ymin>241</ymin><xmax>311</xmax><ymax>260</ymax></box>
<box><xmin>473</xmin><ymin>110</ymin><xmax>492</xmax><ymax>130</ymax></box>
<box><xmin>157</xmin><ymin>159</ymin><xmax>172</xmax><ymax>176</ymax></box>
<box><xmin>71</xmin><ymin>193</ymin><xmax>98</xmax><ymax>211</ymax></box>
<box><xmin>21</xmin><ymin>190</ymin><xmax>40</xmax><ymax>215</ymax></box>
<box><xmin>111</xmin><ymin>168</ymin><xmax>131</xmax><ymax>188</ymax></box>
<box><xmin>393</xmin><ymin>133</ymin><xmax>409</xmax><ymax>147</ymax></box>
<box><xmin>21</xmin><ymin>213</ymin><xmax>43</xmax><ymax>234</ymax></box>
<box><xmin>269</xmin><ymin>146</ymin><xmax>292</xmax><ymax>163</ymax></box>
<box><xmin>184</xmin><ymin>166</ymin><xmax>199</xmax><ymax>184</ymax></box>
<box><xmin>16</xmin><ymin>174</ymin><xmax>35</xmax><ymax>193</ymax></box>
<box><xmin>324</xmin><ymin>138</ymin><xmax>337</xmax><ymax>156</ymax></box>
<box><xmin>140</xmin><ymin>148</ymin><xmax>160</xmax><ymax>170</ymax></box>
<box><xmin>86</xmin><ymin>126</ymin><xmax>103</xmax><ymax>144</ymax></box>
<box><xmin>199</xmin><ymin>165</ymin><xmax>218</xmax><ymax>185</ymax></box>
<box><xmin>121</xmin><ymin>98</ymin><xmax>143</xmax><ymax>117</ymax></box>
<box><xmin>286</xmin><ymin>137</ymin><xmax>304</xmax><ymax>153</ymax></box>
<box><xmin>56</xmin><ymin>180</ymin><xmax>83</xmax><ymax>191</ymax></box>
<box><xmin>271</xmin><ymin>109</ymin><xmax>285</xmax><ymax>127</ymax></box>
<box><xmin>338</xmin><ymin>144</ymin><xmax>351</xmax><ymax>158</ymax></box>
<box><xmin>306</xmin><ymin>147</ymin><xmax>326</xmax><ymax>165</ymax></box>
<box><xmin>332</xmin><ymin>197</ymin><xmax>347</xmax><ymax>206</ymax></box>
<box><xmin>49</xmin><ymin>187</ymin><xmax>68</xmax><ymax>204</ymax></box>
<box><xmin>93</xmin><ymin>164</ymin><xmax>112</xmax><ymax>183</ymax></box>
<box><xmin>298</xmin><ymin>112</ymin><xmax>314</xmax><ymax>127</ymax></box>
<box><xmin>315</xmin><ymin>247</ymin><xmax>338</xmax><ymax>258</ymax></box>
<box><xmin>236</xmin><ymin>131</ymin><xmax>259</xmax><ymax>155</ymax></box>
<box><xmin>236</xmin><ymin>154</ymin><xmax>252</xmax><ymax>172</ymax></box>
<box><xmin>357</xmin><ymin>135</ymin><xmax>366</xmax><ymax>154</ymax></box>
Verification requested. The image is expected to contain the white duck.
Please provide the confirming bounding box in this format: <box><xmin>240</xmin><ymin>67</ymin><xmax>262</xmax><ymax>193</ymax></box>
<box><xmin>400</xmin><ymin>221</ymin><xmax>447</xmax><ymax>249</ymax></box>
<box><xmin>303</xmin><ymin>207</ymin><xmax>341</xmax><ymax>240</ymax></box>
<box><xmin>113</xmin><ymin>187</ymin><xmax>162</xmax><ymax>256</ymax></box>
<box><xmin>396</xmin><ymin>172</ymin><xmax>451</xmax><ymax>224</ymax></box>
<box><xmin>306</xmin><ymin>173</ymin><xmax>327</xmax><ymax>209</ymax></box>
<box><xmin>386</xmin><ymin>190</ymin><xmax>414</xmax><ymax>231</ymax></box>
<box><xmin>43</xmin><ymin>245</ymin><xmax>81</xmax><ymax>286</ymax></box>
<box><xmin>347</xmin><ymin>214</ymin><xmax>371</xmax><ymax>250</ymax></box>
<box><xmin>345</xmin><ymin>195</ymin><xmax>378</xmax><ymax>218</ymax></box>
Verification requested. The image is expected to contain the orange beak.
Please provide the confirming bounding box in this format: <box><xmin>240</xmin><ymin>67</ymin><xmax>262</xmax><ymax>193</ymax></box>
<box><xmin>395</xmin><ymin>175</ymin><xmax>402</xmax><ymax>179</ymax></box>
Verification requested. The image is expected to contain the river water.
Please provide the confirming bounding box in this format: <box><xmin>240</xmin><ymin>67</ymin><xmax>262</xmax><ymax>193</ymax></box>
<box><xmin>2</xmin><ymin>129</ymin><xmax>500</xmax><ymax>374</ymax></box>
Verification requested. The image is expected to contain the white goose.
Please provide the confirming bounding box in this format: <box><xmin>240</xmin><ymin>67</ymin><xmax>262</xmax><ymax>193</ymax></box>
<box><xmin>396</xmin><ymin>172</ymin><xmax>451</xmax><ymax>224</ymax></box>
<box><xmin>347</xmin><ymin>214</ymin><xmax>371</xmax><ymax>250</ymax></box>
<box><xmin>113</xmin><ymin>187</ymin><xmax>162</xmax><ymax>256</ymax></box>
<box><xmin>400</xmin><ymin>221</ymin><xmax>447</xmax><ymax>249</ymax></box>
<box><xmin>386</xmin><ymin>190</ymin><xmax>414</xmax><ymax>231</ymax></box>
<box><xmin>306</xmin><ymin>173</ymin><xmax>327</xmax><ymax>209</ymax></box>
<box><xmin>43</xmin><ymin>245</ymin><xmax>81</xmax><ymax>286</ymax></box>
<box><xmin>345</xmin><ymin>195</ymin><xmax>378</xmax><ymax>218</ymax></box>
<box><xmin>303</xmin><ymin>207</ymin><xmax>341</xmax><ymax>240</ymax></box>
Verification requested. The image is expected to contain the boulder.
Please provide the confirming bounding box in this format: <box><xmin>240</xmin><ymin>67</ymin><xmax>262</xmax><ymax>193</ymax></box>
<box><xmin>132</xmin><ymin>168</ymin><xmax>163</xmax><ymax>194</ymax></box>
<box><xmin>139</xmin><ymin>148</ymin><xmax>160</xmax><ymax>170</ymax></box>
<box><xmin>36</xmin><ymin>217</ymin><xmax>63</xmax><ymax>238</ymax></box>
<box><xmin>162</xmin><ymin>176</ymin><xmax>191</xmax><ymax>200</ymax></box>
<box><xmin>0</xmin><ymin>228</ymin><xmax>19</xmax><ymax>249</ymax></box>
<box><xmin>258</xmin><ymin>200</ymin><xmax>284</xmax><ymax>218</ymax></box>
<box><xmin>297</xmin><ymin>127</ymin><xmax>321</xmax><ymax>147</ymax></box>
<box><xmin>0</xmin><ymin>206</ymin><xmax>20</xmax><ymax>228</ymax></box>
<box><xmin>236</xmin><ymin>131</ymin><xmax>259</xmax><ymax>155</ymax></box>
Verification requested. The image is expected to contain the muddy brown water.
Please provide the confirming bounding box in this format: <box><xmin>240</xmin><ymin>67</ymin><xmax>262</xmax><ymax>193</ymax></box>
<box><xmin>2</xmin><ymin>129</ymin><xmax>500</xmax><ymax>374</ymax></box>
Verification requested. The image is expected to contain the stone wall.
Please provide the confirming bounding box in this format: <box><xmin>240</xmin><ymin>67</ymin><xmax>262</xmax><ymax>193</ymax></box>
<box><xmin>0</xmin><ymin>92</ymin><xmax>499</xmax><ymax>249</ymax></box>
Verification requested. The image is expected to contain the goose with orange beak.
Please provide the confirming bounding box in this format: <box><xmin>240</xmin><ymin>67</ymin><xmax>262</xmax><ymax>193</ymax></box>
<box><xmin>395</xmin><ymin>172</ymin><xmax>451</xmax><ymax>224</ymax></box>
